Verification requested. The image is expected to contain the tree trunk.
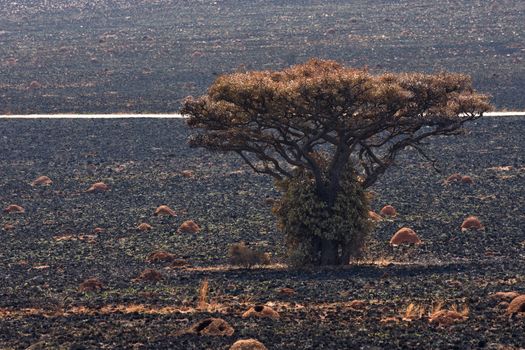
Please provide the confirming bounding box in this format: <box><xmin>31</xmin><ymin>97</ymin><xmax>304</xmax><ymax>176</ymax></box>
<box><xmin>320</xmin><ymin>239</ymin><xmax>339</xmax><ymax>265</ymax></box>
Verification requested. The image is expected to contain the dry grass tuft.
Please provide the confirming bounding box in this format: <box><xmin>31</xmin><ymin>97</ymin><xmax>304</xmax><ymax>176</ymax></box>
<box><xmin>228</xmin><ymin>242</ymin><xmax>271</xmax><ymax>268</ymax></box>
<box><xmin>197</xmin><ymin>278</ymin><xmax>209</xmax><ymax>310</ymax></box>
<box><xmin>134</xmin><ymin>269</ymin><xmax>163</xmax><ymax>283</ymax></box>
<box><xmin>402</xmin><ymin>302</ymin><xmax>425</xmax><ymax>321</ymax></box>
<box><xmin>229</xmin><ymin>339</ymin><xmax>268</xmax><ymax>350</ymax></box>
<box><xmin>146</xmin><ymin>250</ymin><xmax>176</xmax><ymax>264</ymax></box>
<box><xmin>428</xmin><ymin>302</ymin><xmax>469</xmax><ymax>326</ymax></box>
<box><xmin>389</xmin><ymin>227</ymin><xmax>422</xmax><ymax>246</ymax></box>
<box><xmin>368</xmin><ymin>210</ymin><xmax>382</xmax><ymax>222</ymax></box>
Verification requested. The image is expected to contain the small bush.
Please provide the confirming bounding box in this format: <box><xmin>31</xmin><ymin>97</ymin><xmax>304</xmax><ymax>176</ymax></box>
<box><xmin>228</xmin><ymin>242</ymin><xmax>270</xmax><ymax>268</ymax></box>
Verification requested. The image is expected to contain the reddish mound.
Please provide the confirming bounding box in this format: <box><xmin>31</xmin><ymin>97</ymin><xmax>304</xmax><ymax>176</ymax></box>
<box><xmin>389</xmin><ymin>227</ymin><xmax>421</xmax><ymax>245</ymax></box>
<box><xmin>446</xmin><ymin>173</ymin><xmax>462</xmax><ymax>182</ymax></box>
<box><xmin>92</xmin><ymin>227</ymin><xmax>105</xmax><ymax>234</ymax></box>
<box><xmin>242</xmin><ymin>305</ymin><xmax>280</xmax><ymax>319</ymax></box>
<box><xmin>278</xmin><ymin>288</ymin><xmax>296</xmax><ymax>296</ymax></box>
<box><xmin>154</xmin><ymin>205</ymin><xmax>176</xmax><ymax>217</ymax></box>
<box><xmin>187</xmin><ymin>318</ymin><xmax>234</xmax><ymax>336</ymax></box>
<box><xmin>135</xmin><ymin>269</ymin><xmax>163</xmax><ymax>283</ymax></box>
<box><xmin>461</xmin><ymin>175</ymin><xmax>474</xmax><ymax>184</ymax></box>
<box><xmin>230</xmin><ymin>339</ymin><xmax>267</xmax><ymax>350</ymax></box>
<box><xmin>461</xmin><ymin>216</ymin><xmax>483</xmax><ymax>232</ymax></box>
<box><xmin>86</xmin><ymin>182</ymin><xmax>109</xmax><ymax>193</ymax></box>
<box><xmin>3</xmin><ymin>224</ymin><xmax>16</xmax><ymax>231</ymax></box>
<box><xmin>181</xmin><ymin>170</ymin><xmax>194</xmax><ymax>178</ymax></box>
<box><xmin>147</xmin><ymin>251</ymin><xmax>176</xmax><ymax>263</ymax></box>
<box><xmin>28</xmin><ymin>81</ymin><xmax>42</xmax><ymax>89</ymax></box>
<box><xmin>507</xmin><ymin>295</ymin><xmax>525</xmax><ymax>314</ymax></box>
<box><xmin>380</xmin><ymin>205</ymin><xmax>397</xmax><ymax>217</ymax></box>
<box><xmin>79</xmin><ymin>278</ymin><xmax>103</xmax><ymax>292</ymax></box>
<box><xmin>3</xmin><ymin>205</ymin><xmax>25</xmax><ymax>214</ymax></box>
<box><xmin>490</xmin><ymin>291</ymin><xmax>520</xmax><ymax>302</ymax></box>
<box><xmin>178</xmin><ymin>220</ymin><xmax>200</xmax><ymax>233</ymax></box>
<box><xmin>137</xmin><ymin>223</ymin><xmax>153</xmax><ymax>231</ymax></box>
<box><xmin>31</xmin><ymin>175</ymin><xmax>52</xmax><ymax>186</ymax></box>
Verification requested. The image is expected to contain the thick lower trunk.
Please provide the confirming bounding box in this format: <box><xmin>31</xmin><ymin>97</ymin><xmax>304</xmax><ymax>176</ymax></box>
<box><xmin>320</xmin><ymin>239</ymin><xmax>339</xmax><ymax>265</ymax></box>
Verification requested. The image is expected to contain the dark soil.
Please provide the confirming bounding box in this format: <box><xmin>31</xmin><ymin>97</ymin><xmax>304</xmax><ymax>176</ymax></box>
<box><xmin>0</xmin><ymin>0</ymin><xmax>524</xmax><ymax>114</ymax></box>
<box><xmin>0</xmin><ymin>117</ymin><xmax>524</xmax><ymax>349</ymax></box>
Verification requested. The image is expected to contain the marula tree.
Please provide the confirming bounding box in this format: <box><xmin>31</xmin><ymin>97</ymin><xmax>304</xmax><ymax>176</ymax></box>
<box><xmin>181</xmin><ymin>59</ymin><xmax>491</xmax><ymax>265</ymax></box>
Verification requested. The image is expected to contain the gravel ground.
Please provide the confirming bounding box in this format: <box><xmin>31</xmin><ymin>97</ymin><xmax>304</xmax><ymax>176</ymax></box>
<box><xmin>0</xmin><ymin>117</ymin><xmax>524</xmax><ymax>349</ymax></box>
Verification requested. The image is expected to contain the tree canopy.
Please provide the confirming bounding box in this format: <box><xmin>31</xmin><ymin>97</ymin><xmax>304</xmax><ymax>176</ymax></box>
<box><xmin>181</xmin><ymin>59</ymin><xmax>492</xmax><ymax>265</ymax></box>
<box><xmin>182</xmin><ymin>59</ymin><xmax>491</xmax><ymax>194</ymax></box>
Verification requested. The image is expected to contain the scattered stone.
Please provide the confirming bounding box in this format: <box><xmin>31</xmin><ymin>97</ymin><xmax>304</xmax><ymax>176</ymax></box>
<box><xmin>31</xmin><ymin>175</ymin><xmax>52</xmax><ymax>186</ymax></box>
<box><xmin>146</xmin><ymin>250</ymin><xmax>176</xmax><ymax>263</ymax></box>
<box><xmin>368</xmin><ymin>211</ymin><xmax>382</xmax><ymax>221</ymax></box>
<box><xmin>137</xmin><ymin>223</ymin><xmax>153</xmax><ymax>231</ymax></box>
<box><xmin>507</xmin><ymin>295</ymin><xmax>525</xmax><ymax>315</ymax></box>
<box><xmin>389</xmin><ymin>227</ymin><xmax>421</xmax><ymax>246</ymax></box>
<box><xmin>3</xmin><ymin>204</ymin><xmax>25</xmax><ymax>214</ymax></box>
<box><xmin>86</xmin><ymin>182</ymin><xmax>109</xmax><ymax>193</ymax></box>
<box><xmin>135</xmin><ymin>269</ymin><xmax>163</xmax><ymax>283</ymax></box>
<box><xmin>380</xmin><ymin>205</ymin><xmax>397</xmax><ymax>217</ymax></box>
<box><xmin>79</xmin><ymin>277</ymin><xmax>103</xmax><ymax>292</ymax></box>
<box><xmin>178</xmin><ymin>220</ymin><xmax>200</xmax><ymax>233</ymax></box>
<box><xmin>154</xmin><ymin>205</ymin><xmax>176</xmax><ymax>217</ymax></box>
<box><xmin>230</xmin><ymin>339</ymin><xmax>268</xmax><ymax>350</ymax></box>
<box><xmin>187</xmin><ymin>318</ymin><xmax>234</xmax><ymax>336</ymax></box>
<box><xmin>461</xmin><ymin>216</ymin><xmax>483</xmax><ymax>232</ymax></box>
<box><xmin>242</xmin><ymin>305</ymin><xmax>280</xmax><ymax>319</ymax></box>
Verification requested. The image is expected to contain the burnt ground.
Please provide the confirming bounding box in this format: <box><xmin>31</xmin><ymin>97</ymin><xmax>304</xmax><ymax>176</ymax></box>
<box><xmin>0</xmin><ymin>117</ymin><xmax>524</xmax><ymax>349</ymax></box>
<box><xmin>0</xmin><ymin>0</ymin><xmax>524</xmax><ymax>114</ymax></box>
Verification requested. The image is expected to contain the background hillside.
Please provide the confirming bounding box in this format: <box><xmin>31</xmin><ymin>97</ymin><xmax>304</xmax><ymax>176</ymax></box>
<box><xmin>0</xmin><ymin>0</ymin><xmax>523</xmax><ymax>114</ymax></box>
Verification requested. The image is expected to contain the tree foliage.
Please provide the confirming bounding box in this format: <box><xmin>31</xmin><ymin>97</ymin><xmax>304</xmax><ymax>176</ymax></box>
<box><xmin>181</xmin><ymin>59</ymin><xmax>492</xmax><ymax>265</ymax></box>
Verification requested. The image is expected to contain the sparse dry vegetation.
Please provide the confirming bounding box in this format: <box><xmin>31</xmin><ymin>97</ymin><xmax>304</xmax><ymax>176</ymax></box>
<box><xmin>228</xmin><ymin>242</ymin><xmax>271</xmax><ymax>268</ymax></box>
